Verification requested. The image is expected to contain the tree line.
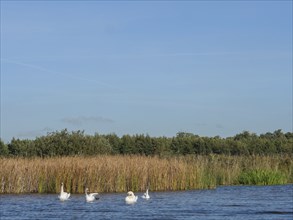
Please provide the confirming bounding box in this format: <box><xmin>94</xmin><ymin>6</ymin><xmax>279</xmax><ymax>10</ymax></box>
<box><xmin>0</xmin><ymin>129</ymin><xmax>292</xmax><ymax>157</ymax></box>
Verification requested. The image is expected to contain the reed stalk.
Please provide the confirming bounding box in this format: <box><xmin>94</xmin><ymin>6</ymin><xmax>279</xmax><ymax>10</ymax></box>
<box><xmin>0</xmin><ymin>155</ymin><xmax>292</xmax><ymax>194</ymax></box>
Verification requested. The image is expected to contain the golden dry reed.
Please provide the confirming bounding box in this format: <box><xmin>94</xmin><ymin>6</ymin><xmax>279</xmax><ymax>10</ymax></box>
<box><xmin>0</xmin><ymin>155</ymin><xmax>292</xmax><ymax>194</ymax></box>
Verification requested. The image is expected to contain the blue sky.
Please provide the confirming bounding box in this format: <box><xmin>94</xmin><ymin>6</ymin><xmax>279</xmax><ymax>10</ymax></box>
<box><xmin>1</xmin><ymin>1</ymin><xmax>292</xmax><ymax>142</ymax></box>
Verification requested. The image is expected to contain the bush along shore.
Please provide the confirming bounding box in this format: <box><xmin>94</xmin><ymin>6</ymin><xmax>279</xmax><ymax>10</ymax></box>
<box><xmin>0</xmin><ymin>155</ymin><xmax>292</xmax><ymax>194</ymax></box>
<box><xmin>1</xmin><ymin>129</ymin><xmax>292</xmax><ymax>157</ymax></box>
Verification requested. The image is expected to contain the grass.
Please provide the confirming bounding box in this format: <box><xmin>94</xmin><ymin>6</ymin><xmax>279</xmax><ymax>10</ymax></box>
<box><xmin>238</xmin><ymin>169</ymin><xmax>287</xmax><ymax>185</ymax></box>
<box><xmin>0</xmin><ymin>155</ymin><xmax>292</xmax><ymax>194</ymax></box>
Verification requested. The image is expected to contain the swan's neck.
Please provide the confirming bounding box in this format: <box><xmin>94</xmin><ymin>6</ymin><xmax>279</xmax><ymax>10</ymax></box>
<box><xmin>61</xmin><ymin>185</ymin><xmax>64</xmax><ymax>193</ymax></box>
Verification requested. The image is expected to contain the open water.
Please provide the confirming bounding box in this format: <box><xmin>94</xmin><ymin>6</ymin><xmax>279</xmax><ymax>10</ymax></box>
<box><xmin>0</xmin><ymin>184</ymin><xmax>292</xmax><ymax>219</ymax></box>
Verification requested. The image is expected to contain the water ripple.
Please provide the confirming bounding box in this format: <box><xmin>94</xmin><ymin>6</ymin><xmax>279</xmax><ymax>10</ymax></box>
<box><xmin>0</xmin><ymin>184</ymin><xmax>292</xmax><ymax>220</ymax></box>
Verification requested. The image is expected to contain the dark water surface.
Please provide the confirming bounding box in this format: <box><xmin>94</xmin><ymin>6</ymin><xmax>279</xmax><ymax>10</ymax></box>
<box><xmin>1</xmin><ymin>184</ymin><xmax>292</xmax><ymax>219</ymax></box>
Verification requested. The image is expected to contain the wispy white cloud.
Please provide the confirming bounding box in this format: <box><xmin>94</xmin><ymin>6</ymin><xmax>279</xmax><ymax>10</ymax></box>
<box><xmin>194</xmin><ymin>122</ymin><xmax>207</xmax><ymax>127</ymax></box>
<box><xmin>152</xmin><ymin>51</ymin><xmax>236</xmax><ymax>57</ymax></box>
<box><xmin>216</xmin><ymin>124</ymin><xmax>224</xmax><ymax>129</ymax></box>
<box><xmin>17</xmin><ymin>127</ymin><xmax>52</xmax><ymax>139</ymax></box>
<box><xmin>1</xmin><ymin>58</ymin><xmax>115</xmax><ymax>88</ymax></box>
<box><xmin>1</xmin><ymin>58</ymin><xmax>54</xmax><ymax>73</ymax></box>
<box><xmin>61</xmin><ymin>116</ymin><xmax>114</xmax><ymax>126</ymax></box>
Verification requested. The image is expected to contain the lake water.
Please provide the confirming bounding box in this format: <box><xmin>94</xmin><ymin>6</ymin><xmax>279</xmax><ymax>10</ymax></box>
<box><xmin>0</xmin><ymin>184</ymin><xmax>292</xmax><ymax>219</ymax></box>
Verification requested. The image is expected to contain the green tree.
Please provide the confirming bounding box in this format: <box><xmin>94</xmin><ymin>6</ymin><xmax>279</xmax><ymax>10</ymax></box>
<box><xmin>0</xmin><ymin>139</ymin><xmax>9</xmax><ymax>156</ymax></box>
<box><xmin>7</xmin><ymin>138</ymin><xmax>36</xmax><ymax>156</ymax></box>
<box><xmin>104</xmin><ymin>133</ymin><xmax>121</xmax><ymax>154</ymax></box>
<box><xmin>120</xmin><ymin>135</ymin><xmax>135</xmax><ymax>154</ymax></box>
<box><xmin>152</xmin><ymin>137</ymin><xmax>172</xmax><ymax>157</ymax></box>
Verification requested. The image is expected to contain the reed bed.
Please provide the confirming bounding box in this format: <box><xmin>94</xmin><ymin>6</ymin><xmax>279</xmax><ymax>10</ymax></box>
<box><xmin>0</xmin><ymin>155</ymin><xmax>292</xmax><ymax>194</ymax></box>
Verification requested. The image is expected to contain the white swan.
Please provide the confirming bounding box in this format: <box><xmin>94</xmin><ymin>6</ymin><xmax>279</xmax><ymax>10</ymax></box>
<box><xmin>85</xmin><ymin>188</ymin><xmax>99</xmax><ymax>202</ymax></box>
<box><xmin>141</xmin><ymin>188</ymin><xmax>150</xmax><ymax>200</ymax></box>
<box><xmin>58</xmin><ymin>182</ymin><xmax>70</xmax><ymax>201</ymax></box>
<box><xmin>125</xmin><ymin>191</ymin><xmax>138</xmax><ymax>204</ymax></box>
